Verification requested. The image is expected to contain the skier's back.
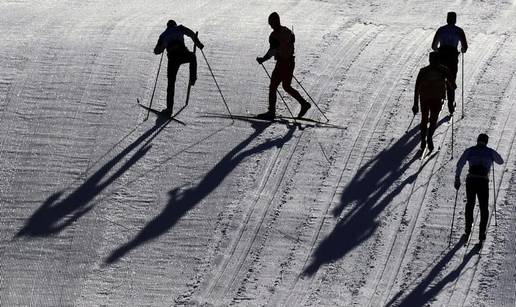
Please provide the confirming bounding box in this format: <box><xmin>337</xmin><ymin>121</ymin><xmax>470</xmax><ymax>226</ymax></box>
<box><xmin>431</xmin><ymin>12</ymin><xmax>468</xmax><ymax>114</ymax></box>
<box><xmin>455</xmin><ymin>134</ymin><xmax>503</xmax><ymax>244</ymax></box>
<box><xmin>154</xmin><ymin>20</ymin><xmax>204</xmax><ymax>115</ymax></box>
<box><xmin>413</xmin><ymin>52</ymin><xmax>455</xmax><ymax>152</ymax></box>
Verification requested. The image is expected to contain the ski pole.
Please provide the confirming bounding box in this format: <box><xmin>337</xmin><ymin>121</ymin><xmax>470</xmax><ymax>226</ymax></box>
<box><xmin>185</xmin><ymin>32</ymin><xmax>198</xmax><ymax>107</ymax></box>
<box><xmin>449</xmin><ymin>188</ymin><xmax>459</xmax><ymax>245</ymax></box>
<box><xmin>260</xmin><ymin>63</ymin><xmax>297</xmax><ymax>124</ymax></box>
<box><xmin>406</xmin><ymin>114</ymin><xmax>416</xmax><ymax>133</ymax></box>
<box><xmin>200</xmin><ymin>49</ymin><xmax>233</xmax><ymax>120</ymax></box>
<box><xmin>461</xmin><ymin>52</ymin><xmax>464</xmax><ymax>119</ymax></box>
<box><xmin>145</xmin><ymin>52</ymin><xmax>164</xmax><ymax>121</ymax></box>
<box><xmin>293</xmin><ymin>75</ymin><xmax>329</xmax><ymax>122</ymax></box>
<box><xmin>492</xmin><ymin>163</ymin><xmax>497</xmax><ymax>226</ymax></box>
<box><xmin>451</xmin><ymin>114</ymin><xmax>454</xmax><ymax>159</ymax></box>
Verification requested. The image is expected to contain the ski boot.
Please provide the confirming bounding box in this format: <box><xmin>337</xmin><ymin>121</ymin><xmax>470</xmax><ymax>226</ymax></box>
<box><xmin>297</xmin><ymin>101</ymin><xmax>311</xmax><ymax>119</ymax></box>
<box><xmin>256</xmin><ymin>111</ymin><xmax>275</xmax><ymax>121</ymax></box>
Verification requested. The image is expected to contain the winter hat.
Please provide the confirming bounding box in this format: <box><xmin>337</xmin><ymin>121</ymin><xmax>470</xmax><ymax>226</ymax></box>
<box><xmin>477</xmin><ymin>133</ymin><xmax>489</xmax><ymax>145</ymax></box>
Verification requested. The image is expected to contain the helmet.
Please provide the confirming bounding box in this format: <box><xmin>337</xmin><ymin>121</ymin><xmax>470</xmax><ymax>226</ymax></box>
<box><xmin>268</xmin><ymin>12</ymin><xmax>280</xmax><ymax>28</ymax></box>
<box><xmin>477</xmin><ymin>133</ymin><xmax>489</xmax><ymax>145</ymax></box>
<box><xmin>167</xmin><ymin>20</ymin><xmax>177</xmax><ymax>27</ymax></box>
<box><xmin>447</xmin><ymin>12</ymin><xmax>457</xmax><ymax>25</ymax></box>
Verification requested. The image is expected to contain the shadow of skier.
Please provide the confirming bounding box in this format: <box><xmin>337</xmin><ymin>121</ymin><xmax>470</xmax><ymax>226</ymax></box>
<box><xmin>105</xmin><ymin>121</ymin><xmax>296</xmax><ymax>264</ymax></box>
<box><xmin>16</xmin><ymin>116</ymin><xmax>171</xmax><ymax>237</ymax></box>
<box><xmin>386</xmin><ymin>242</ymin><xmax>480</xmax><ymax>306</ymax></box>
<box><xmin>303</xmin><ymin>116</ymin><xmax>450</xmax><ymax>276</ymax></box>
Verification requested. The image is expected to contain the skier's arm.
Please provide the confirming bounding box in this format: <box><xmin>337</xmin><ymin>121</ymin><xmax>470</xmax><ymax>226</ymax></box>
<box><xmin>180</xmin><ymin>25</ymin><xmax>204</xmax><ymax>49</ymax></box>
<box><xmin>431</xmin><ymin>29</ymin><xmax>441</xmax><ymax>51</ymax></box>
<box><xmin>491</xmin><ymin>149</ymin><xmax>504</xmax><ymax>165</ymax></box>
<box><xmin>257</xmin><ymin>35</ymin><xmax>278</xmax><ymax>64</ymax></box>
<box><xmin>154</xmin><ymin>37</ymin><xmax>165</xmax><ymax>55</ymax></box>
<box><xmin>413</xmin><ymin>70</ymin><xmax>421</xmax><ymax>113</ymax></box>
<box><xmin>455</xmin><ymin>148</ymin><xmax>470</xmax><ymax>179</ymax></box>
<box><xmin>459</xmin><ymin>28</ymin><xmax>468</xmax><ymax>53</ymax></box>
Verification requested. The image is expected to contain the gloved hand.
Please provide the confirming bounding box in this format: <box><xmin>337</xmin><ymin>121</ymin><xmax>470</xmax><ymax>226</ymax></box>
<box><xmin>256</xmin><ymin>57</ymin><xmax>265</xmax><ymax>64</ymax></box>
<box><xmin>412</xmin><ymin>104</ymin><xmax>419</xmax><ymax>115</ymax></box>
<box><xmin>461</xmin><ymin>46</ymin><xmax>467</xmax><ymax>53</ymax></box>
<box><xmin>198</xmin><ymin>42</ymin><xmax>204</xmax><ymax>50</ymax></box>
<box><xmin>454</xmin><ymin>178</ymin><xmax>461</xmax><ymax>190</ymax></box>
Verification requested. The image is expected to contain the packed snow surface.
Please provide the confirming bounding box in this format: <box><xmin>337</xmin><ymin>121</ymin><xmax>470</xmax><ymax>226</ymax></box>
<box><xmin>1</xmin><ymin>0</ymin><xmax>515</xmax><ymax>306</ymax></box>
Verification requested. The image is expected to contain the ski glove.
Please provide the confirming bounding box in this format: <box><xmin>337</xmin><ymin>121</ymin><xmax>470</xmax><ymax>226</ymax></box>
<box><xmin>454</xmin><ymin>178</ymin><xmax>461</xmax><ymax>190</ymax></box>
<box><xmin>412</xmin><ymin>104</ymin><xmax>419</xmax><ymax>115</ymax></box>
<box><xmin>256</xmin><ymin>57</ymin><xmax>265</xmax><ymax>64</ymax></box>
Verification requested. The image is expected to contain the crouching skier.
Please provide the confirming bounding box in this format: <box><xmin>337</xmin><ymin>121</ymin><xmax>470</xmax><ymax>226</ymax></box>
<box><xmin>256</xmin><ymin>12</ymin><xmax>311</xmax><ymax>120</ymax></box>
<box><xmin>413</xmin><ymin>51</ymin><xmax>456</xmax><ymax>154</ymax></box>
<box><xmin>454</xmin><ymin>133</ymin><xmax>503</xmax><ymax>246</ymax></box>
<box><xmin>154</xmin><ymin>20</ymin><xmax>204</xmax><ymax>116</ymax></box>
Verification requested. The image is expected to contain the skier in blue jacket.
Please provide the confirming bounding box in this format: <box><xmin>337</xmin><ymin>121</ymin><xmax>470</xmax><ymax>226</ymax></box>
<box><xmin>455</xmin><ymin>134</ymin><xmax>503</xmax><ymax>244</ymax></box>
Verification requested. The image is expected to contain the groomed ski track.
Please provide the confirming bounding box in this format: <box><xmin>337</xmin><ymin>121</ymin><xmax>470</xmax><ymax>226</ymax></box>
<box><xmin>1</xmin><ymin>1</ymin><xmax>515</xmax><ymax>306</ymax></box>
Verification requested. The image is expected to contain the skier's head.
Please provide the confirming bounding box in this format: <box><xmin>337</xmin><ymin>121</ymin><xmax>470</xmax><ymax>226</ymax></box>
<box><xmin>268</xmin><ymin>12</ymin><xmax>281</xmax><ymax>30</ymax></box>
<box><xmin>447</xmin><ymin>12</ymin><xmax>457</xmax><ymax>25</ymax></box>
<box><xmin>167</xmin><ymin>20</ymin><xmax>177</xmax><ymax>27</ymax></box>
<box><xmin>477</xmin><ymin>133</ymin><xmax>489</xmax><ymax>146</ymax></box>
<box><xmin>429</xmin><ymin>51</ymin><xmax>440</xmax><ymax>65</ymax></box>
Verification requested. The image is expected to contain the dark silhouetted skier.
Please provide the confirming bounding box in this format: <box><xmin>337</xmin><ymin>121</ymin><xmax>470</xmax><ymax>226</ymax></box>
<box><xmin>256</xmin><ymin>12</ymin><xmax>310</xmax><ymax>120</ymax></box>
<box><xmin>154</xmin><ymin>20</ymin><xmax>204</xmax><ymax>116</ymax></box>
<box><xmin>454</xmin><ymin>133</ymin><xmax>503</xmax><ymax>245</ymax></box>
<box><xmin>413</xmin><ymin>52</ymin><xmax>455</xmax><ymax>152</ymax></box>
<box><xmin>431</xmin><ymin>11</ymin><xmax>468</xmax><ymax>114</ymax></box>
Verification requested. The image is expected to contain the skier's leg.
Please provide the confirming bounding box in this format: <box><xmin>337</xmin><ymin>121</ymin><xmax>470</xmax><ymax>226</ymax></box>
<box><xmin>427</xmin><ymin>100</ymin><xmax>442</xmax><ymax>151</ymax></box>
<box><xmin>446</xmin><ymin>52</ymin><xmax>459</xmax><ymax>113</ymax></box>
<box><xmin>420</xmin><ymin>102</ymin><xmax>430</xmax><ymax>150</ymax></box>
<box><xmin>167</xmin><ymin>60</ymin><xmax>180</xmax><ymax>111</ymax></box>
<box><xmin>464</xmin><ymin>178</ymin><xmax>476</xmax><ymax>235</ymax></box>
<box><xmin>267</xmin><ymin>64</ymin><xmax>282</xmax><ymax>114</ymax></box>
<box><xmin>281</xmin><ymin>60</ymin><xmax>307</xmax><ymax>105</ymax></box>
<box><xmin>478</xmin><ymin>179</ymin><xmax>489</xmax><ymax>241</ymax></box>
<box><xmin>185</xmin><ymin>51</ymin><xmax>197</xmax><ymax>85</ymax></box>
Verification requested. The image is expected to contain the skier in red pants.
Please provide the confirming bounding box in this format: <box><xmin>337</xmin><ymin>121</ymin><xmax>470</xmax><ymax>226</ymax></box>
<box><xmin>256</xmin><ymin>12</ymin><xmax>311</xmax><ymax>120</ymax></box>
<box><xmin>413</xmin><ymin>52</ymin><xmax>456</xmax><ymax>153</ymax></box>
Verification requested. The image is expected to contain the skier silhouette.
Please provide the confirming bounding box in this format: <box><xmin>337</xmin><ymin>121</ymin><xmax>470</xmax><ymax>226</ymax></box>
<box><xmin>431</xmin><ymin>11</ymin><xmax>468</xmax><ymax>114</ymax></box>
<box><xmin>413</xmin><ymin>52</ymin><xmax>455</xmax><ymax>152</ymax></box>
<box><xmin>454</xmin><ymin>134</ymin><xmax>503</xmax><ymax>245</ymax></box>
<box><xmin>154</xmin><ymin>20</ymin><xmax>204</xmax><ymax>116</ymax></box>
<box><xmin>256</xmin><ymin>12</ymin><xmax>311</xmax><ymax>120</ymax></box>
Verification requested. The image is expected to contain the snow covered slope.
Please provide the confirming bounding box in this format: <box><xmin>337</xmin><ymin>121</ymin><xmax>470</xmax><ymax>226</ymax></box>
<box><xmin>1</xmin><ymin>0</ymin><xmax>515</xmax><ymax>306</ymax></box>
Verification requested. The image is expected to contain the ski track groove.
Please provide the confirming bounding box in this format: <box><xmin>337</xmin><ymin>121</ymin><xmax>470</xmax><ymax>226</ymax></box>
<box><xmin>287</xmin><ymin>27</ymin><xmax>431</xmax><ymax>306</ymax></box>
<box><xmin>280</xmin><ymin>26</ymin><xmax>391</xmax><ymax>305</ymax></box>
<box><xmin>300</xmin><ymin>32</ymin><xmax>433</xmax><ymax>306</ymax></box>
<box><xmin>445</xmin><ymin>35</ymin><xmax>516</xmax><ymax>307</ymax></box>
<box><xmin>233</xmin><ymin>24</ymin><xmax>385</xmax><ymax>300</ymax></box>
<box><xmin>374</xmin><ymin>33</ymin><xmax>506</xmax><ymax>307</ymax></box>
<box><xmin>197</xmin><ymin>22</ymin><xmax>382</xmax><ymax>305</ymax></box>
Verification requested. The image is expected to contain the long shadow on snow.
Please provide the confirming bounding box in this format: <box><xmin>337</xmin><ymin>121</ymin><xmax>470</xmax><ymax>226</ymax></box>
<box><xmin>304</xmin><ymin>116</ymin><xmax>449</xmax><ymax>276</ymax></box>
<box><xmin>386</xmin><ymin>242</ymin><xmax>480</xmax><ymax>306</ymax></box>
<box><xmin>16</xmin><ymin>116</ymin><xmax>171</xmax><ymax>237</ymax></box>
<box><xmin>105</xmin><ymin>121</ymin><xmax>296</xmax><ymax>264</ymax></box>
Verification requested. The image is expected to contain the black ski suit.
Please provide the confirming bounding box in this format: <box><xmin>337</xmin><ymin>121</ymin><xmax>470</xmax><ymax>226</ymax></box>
<box><xmin>154</xmin><ymin>25</ymin><xmax>203</xmax><ymax>111</ymax></box>
<box><xmin>455</xmin><ymin>145</ymin><xmax>503</xmax><ymax>240</ymax></box>
<box><xmin>431</xmin><ymin>24</ymin><xmax>468</xmax><ymax>111</ymax></box>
